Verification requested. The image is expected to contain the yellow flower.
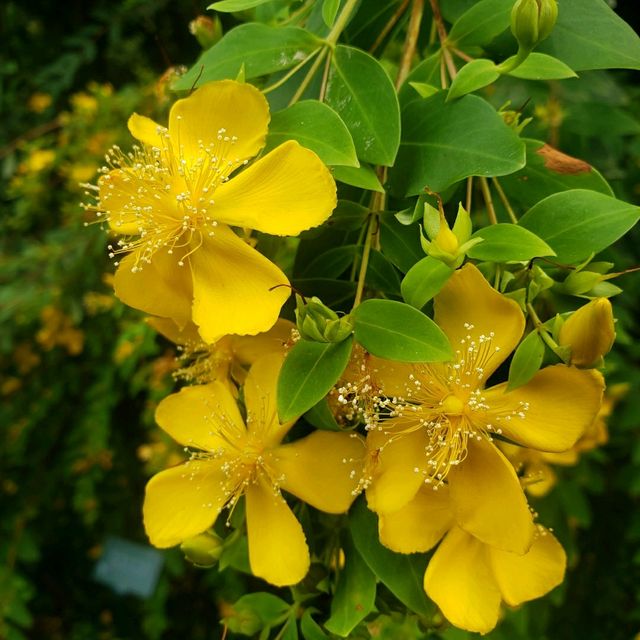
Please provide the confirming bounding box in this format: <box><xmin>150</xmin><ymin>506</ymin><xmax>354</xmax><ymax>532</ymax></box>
<box><xmin>143</xmin><ymin>354</ymin><xmax>364</xmax><ymax>586</ymax></box>
<box><xmin>96</xmin><ymin>80</ymin><xmax>336</xmax><ymax>343</ymax></box>
<box><xmin>364</xmin><ymin>264</ymin><xmax>603</xmax><ymax>554</ymax></box>
<box><xmin>378</xmin><ymin>486</ymin><xmax>566</xmax><ymax>634</ymax></box>
<box><xmin>558</xmin><ymin>297</ymin><xmax>616</xmax><ymax>367</ymax></box>
<box><xmin>28</xmin><ymin>92</ymin><xmax>52</xmax><ymax>113</ymax></box>
<box><xmin>21</xmin><ymin>149</ymin><xmax>56</xmax><ymax>174</ymax></box>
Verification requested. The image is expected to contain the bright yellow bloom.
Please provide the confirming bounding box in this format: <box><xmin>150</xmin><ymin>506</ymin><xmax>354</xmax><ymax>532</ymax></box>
<box><xmin>143</xmin><ymin>354</ymin><xmax>364</xmax><ymax>586</ymax></box>
<box><xmin>558</xmin><ymin>297</ymin><xmax>615</xmax><ymax>367</ymax></box>
<box><xmin>378</xmin><ymin>486</ymin><xmax>565</xmax><ymax>634</ymax></box>
<box><xmin>96</xmin><ymin>80</ymin><xmax>336</xmax><ymax>343</ymax></box>
<box><xmin>365</xmin><ymin>264</ymin><xmax>603</xmax><ymax>554</ymax></box>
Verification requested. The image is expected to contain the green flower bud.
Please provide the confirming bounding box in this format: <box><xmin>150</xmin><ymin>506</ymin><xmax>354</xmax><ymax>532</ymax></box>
<box><xmin>180</xmin><ymin>532</ymin><xmax>224</xmax><ymax>568</ymax></box>
<box><xmin>511</xmin><ymin>0</ymin><xmax>558</xmax><ymax>51</ymax></box>
<box><xmin>295</xmin><ymin>295</ymin><xmax>353</xmax><ymax>343</ymax></box>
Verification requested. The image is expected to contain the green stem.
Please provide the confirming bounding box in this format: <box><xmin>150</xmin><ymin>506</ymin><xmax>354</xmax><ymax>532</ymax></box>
<box><xmin>263</xmin><ymin>47</ymin><xmax>322</xmax><ymax>94</ymax></box>
<box><xmin>526</xmin><ymin>302</ymin><xmax>568</xmax><ymax>362</ymax></box>
<box><xmin>288</xmin><ymin>47</ymin><xmax>329</xmax><ymax>105</ymax></box>
<box><xmin>352</xmin><ymin>212</ymin><xmax>377</xmax><ymax>309</ymax></box>
<box><xmin>492</xmin><ymin>177</ymin><xmax>518</xmax><ymax>223</ymax></box>
<box><xmin>479</xmin><ymin>177</ymin><xmax>498</xmax><ymax>224</ymax></box>
<box><xmin>496</xmin><ymin>46</ymin><xmax>531</xmax><ymax>74</ymax></box>
<box><xmin>326</xmin><ymin>0</ymin><xmax>361</xmax><ymax>45</ymax></box>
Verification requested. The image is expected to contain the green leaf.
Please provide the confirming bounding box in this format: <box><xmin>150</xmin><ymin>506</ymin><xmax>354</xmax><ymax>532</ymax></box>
<box><xmin>408</xmin><ymin>82</ymin><xmax>440</xmax><ymax>99</ymax></box>
<box><xmin>447</xmin><ymin>59</ymin><xmax>500</xmax><ymax>100</ymax></box>
<box><xmin>538</xmin><ymin>0</ymin><xmax>640</xmax><ymax>71</ymax></box>
<box><xmin>467</xmin><ymin>224</ymin><xmax>555</xmax><ymax>262</ymax></box>
<box><xmin>300</xmin><ymin>245</ymin><xmax>358</xmax><ymax>278</ymax></box>
<box><xmin>322</xmin><ymin>0</ymin><xmax>341</xmax><ymax>27</ymax></box>
<box><xmin>208</xmin><ymin>0</ymin><xmax>274</xmax><ymax>11</ymax></box>
<box><xmin>332</xmin><ymin>164</ymin><xmax>385</xmax><ymax>192</ymax></box>
<box><xmin>265</xmin><ymin>101</ymin><xmax>359</xmax><ymax>168</ymax></box>
<box><xmin>507</xmin><ymin>53</ymin><xmax>577</xmax><ymax>80</ymax></box>
<box><xmin>277</xmin><ymin>337</ymin><xmax>353</xmax><ymax>422</ymax></box>
<box><xmin>379</xmin><ymin>216</ymin><xmax>424</xmax><ymax>273</ymax></box>
<box><xmin>390</xmin><ymin>92</ymin><xmax>525</xmax><ymax>196</ymax></box>
<box><xmin>401</xmin><ymin>257</ymin><xmax>454</xmax><ymax>309</ymax></box>
<box><xmin>326</xmin><ymin>45</ymin><xmax>400</xmax><ymax>166</ymax></box>
<box><xmin>508</xmin><ymin>330</ymin><xmax>545</xmax><ymax>390</ymax></box>
<box><xmin>353</xmin><ymin>300</ymin><xmax>453</xmax><ymax>363</ymax></box>
<box><xmin>350</xmin><ymin>499</ymin><xmax>433</xmax><ymax>617</ymax></box>
<box><xmin>328</xmin><ymin>200</ymin><xmax>370</xmax><ymax>230</ymax></box>
<box><xmin>447</xmin><ymin>0</ymin><xmax>514</xmax><ymax>47</ymax></box>
<box><xmin>519</xmin><ymin>189</ymin><xmax>640</xmax><ymax>264</ymax></box>
<box><xmin>325</xmin><ymin>533</ymin><xmax>376</xmax><ymax>637</ymax></box>
<box><xmin>173</xmin><ymin>23</ymin><xmax>320</xmax><ymax>90</ymax></box>
<box><xmin>366</xmin><ymin>249</ymin><xmax>402</xmax><ymax>296</ymax></box>
<box><xmin>497</xmin><ymin>139</ymin><xmax>613</xmax><ymax>210</ymax></box>
<box><xmin>304</xmin><ymin>397</ymin><xmax>341</xmax><ymax>431</ymax></box>
<box><xmin>301</xmin><ymin>610</ymin><xmax>330</xmax><ymax>640</ymax></box>
<box><xmin>399</xmin><ymin>52</ymin><xmax>441</xmax><ymax>105</ymax></box>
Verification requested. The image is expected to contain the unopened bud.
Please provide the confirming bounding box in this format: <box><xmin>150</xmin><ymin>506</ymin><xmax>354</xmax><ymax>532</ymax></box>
<box><xmin>558</xmin><ymin>298</ymin><xmax>615</xmax><ymax>367</ymax></box>
<box><xmin>295</xmin><ymin>295</ymin><xmax>353</xmax><ymax>343</ymax></box>
<box><xmin>511</xmin><ymin>0</ymin><xmax>558</xmax><ymax>51</ymax></box>
<box><xmin>189</xmin><ymin>16</ymin><xmax>222</xmax><ymax>50</ymax></box>
<box><xmin>180</xmin><ymin>532</ymin><xmax>224</xmax><ymax>567</ymax></box>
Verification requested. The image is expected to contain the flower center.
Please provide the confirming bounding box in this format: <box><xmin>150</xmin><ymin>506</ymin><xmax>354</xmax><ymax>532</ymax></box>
<box><xmin>440</xmin><ymin>393</ymin><xmax>465</xmax><ymax>415</ymax></box>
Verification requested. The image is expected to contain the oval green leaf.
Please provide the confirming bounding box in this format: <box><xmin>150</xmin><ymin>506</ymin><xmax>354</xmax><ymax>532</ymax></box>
<box><xmin>353</xmin><ymin>299</ymin><xmax>452</xmax><ymax>363</ymax></box>
<box><xmin>467</xmin><ymin>223</ymin><xmax>556</xmax><ymax>262</ymax></box>
<box><xmin>208</xmin><ymin>0</ymin><xmax>274</xmax><ymax>11</ymax></box>
<box><xmin>379</xmin><ymin>216</ymin><xmax>424</xmax><ymax>273</ymax></box>
<box><xmin>265</xmin><ymin>100</ymin><xmax>359</xmax><ymax>167</ymax></box>
<box><xmin>519</xmin><ymin>189</ymin><xmax>640</xmax><ymax>264</ymax></box>
<box><xmin>277</xmin><ymin>336</ymin><xmax>353</xmax><ymax>422</ymax></box>
<box><xmin>173</xmin><ymin>23</ymin><xmax>320</xmax><ymax>90</ymax></box>
<box><xmin>447</xmin><ymin>0</ymin><xmax>514</xmax><ymax>47</ymax></box>
<box><xmin>326</xmin><ymin>45</ymin><xmax>400</xmax><ymax>166</ymax></box>
<box><xmin>508</xmin><ymin>53</ymin><xmax>577</xmax><ymax>80</ymax></box>
<box><xmin>390</xmin><ymin>92</ymin><xmax>525</xmax><ymax>196</ymax></box>
<box><xmin>507</xmin><ymin>330</ymin><xmax>545</xmax><ymax>390</ymax></box>
<box><xmin>331</xmin><ymin>164</ymin><xmax>385</xmax><ymax>192</ymax></box>
<box><xmin>401</xmin><ymin>257</ymin><xmax>454</xmax><ymax>309</ymax></box>
<box><xmin>447</xmin><ymin>59</ymin><xmax>499</xmax><ymax>101</ymax></box>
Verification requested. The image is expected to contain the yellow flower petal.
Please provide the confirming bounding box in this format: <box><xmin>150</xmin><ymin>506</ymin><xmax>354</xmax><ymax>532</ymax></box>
<box><xmin>368</xmin><ymin>356</ymin><xmax>418</xmax><ymax>399</ymax></box>
<box><xmin>211</xmin><ymin>140</ymin><xmax>337</xmax><ymax>236</ymax></box>
<box><xmin>169</xmin><ymin>80</ymin><xmax>269</xmax><ymax>168</ymax></box>
<box><xmin>558</xmin><ymin>297</ymin><xmax>616</xmax><ymax>367</ymax></box>
<box><xmin>114</xmin><ymin>250</ymin><xmax>193</xmax><ymax>328</ymax></box>
<box><xmin>275</xmin><ymin>431</ymin><xmax>366</xmax><ymax>513</ymax></box>
<box><xmin>243</xmin><ymin>353</ymin><xmax>295</xmax><ymax>446</ymax></box>
<box><xmin>379</xmin><ymin>486</ymin><xmax>454</xmax><ymax>553</ymax></box>
<box><xmin>146</xmin><ymin>317</ymin><xmax>202</xmax><ymax>346</ymax></box>
<box><xmin>99</xmin><ymin>169</ymin><xmax>152</xmax><ymax>235</ymax></box>
<box><xmin>425</xmin><ymin>527</ymin><xmax>502</xmax><ymax>635</ymax></box>
<box><xmin>128</xmin><ymin>113</ymin><xmax>166</xmax><ymax>148</ymax></box>
<box><xmin>232</xmin><ymin>318</ymin><xmax>294</xmax><ymax>365</ymax></box>
<box><xmin>434</xmin><ymin>264</ymin><xmax>525</xmax><ymax>382</ymax></box>
<box><xmin>483</xmin><ymin>365</ymin><xmax>604</xmax><ymax>452</ymax></box>
<box><xmin>190</xmin><ymin>225</ymin><xmax>290</xmax><ymax>343</ymax></box>
<box><xmin>143</xmin><ymin>460</ymin><xmax>228</xmax><ymax>548</ymax></box>
<box><xmin>449</xmin><ymin>437</ymin><xmax>534</xmax><ymax>554</ymax></box>
<box><xmin>155</xmin><ymin>382</ymin><xmax>245</xmax><ymax>449</ymax></box>
<box><xmin>365</xmin><ymin>430</ymin><xmax>429</xmax><ymax>514</ymax></box>
<box><xmin>489</xmin><ymin>527</ymin><xmax>566</xmax><ymax>606</ymax></box>
<box><xmin>245</xmin><ymin>473</ymin><xmax>310</xmax><ymax>586</ymax></box>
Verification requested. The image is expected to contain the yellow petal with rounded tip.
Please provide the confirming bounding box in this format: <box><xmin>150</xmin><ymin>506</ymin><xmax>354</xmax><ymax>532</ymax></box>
<box><xmin>559</xmin><ymin>297</ymin><xmax>615</xmax><ymax>367</ymax></box>
<box><xmin>483</xmin><ymin>365</ymin><xmax>604</xmax><ymax>452</ymax></box>
<box><xmin>155</xmin><ymin>382</ymin><xmax>245</xmax><ymax>450</ymax></box>
<box><xmin>243</xmin><ymin>353</ymin><xmax>295</xmax><ymax>446</ymax></box>
<box><xmin>379</xmin><ymin>486</ymin><xmax>454</xmax><ymax>553</ymax></box>
<box><xmin>489</xmin><ymin>527</ymin><xmax>566</xmax><ymax>606</ymax></box>
<box><xmin>114</xmin><ymin>250</ymin><xmax>193</xmax><ymax>328</ymax></box>
<box><xmin>245</xmin><ymin>473</ymin><xmax>309</xmax><ymax>586</ymax></box>
<box><xmin>143</xmin><ymin>460</ymin><xmax>229</xmax><ymax>548</ymax></box>
<box><xmin>434</xmin><ymin>264</ymin><xmax>525</xmax><ymax>382</ymax></box>
<box><xmin>365</xmin><ymin>429</ymin><xmax>429</xmax><ymax>514</ymax></box>
<box><xmin>189</xmin><ymin>225</ymin><xmax>290</xmax><ymax>343</ymax></box>
<box><xmin>449</xmin><ymin>437</ymin><xmax>534</xmax><ymax>554</ymax></box>
<box><xmin>128</xmin><ymin>113</ymin><xmax>166</xmax><ymax>149</ymax></box>
<box><xmin>275</xmin><ymin>431</ymin><xmax>366</xmax><ymax>513</ymax></box>
<box><xmin>211</xmin><ymin>140</ymin><xmax>337</xmax><ymax>236</ymax></box>
<box><xmin>169</xmin><ymin>80</ymin><xmax>269</xmax><ymax>168</ymax></box>
<box><xmin>425</xmin><ymin>527</ymin><xmax>502</xmax><ymax>635</ymax></box>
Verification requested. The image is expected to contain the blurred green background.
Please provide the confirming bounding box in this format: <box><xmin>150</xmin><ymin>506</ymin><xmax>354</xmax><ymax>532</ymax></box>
<box><xmin>1</xmin><ymin>1</ymin><xmax>639</xmax><ymax>638</ymax></box>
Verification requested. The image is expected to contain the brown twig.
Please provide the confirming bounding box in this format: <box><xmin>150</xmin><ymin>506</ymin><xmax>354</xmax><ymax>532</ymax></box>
<box><xmin>396</xmin><ymin>0</ymin><xmax>425</xmax><ymax>89</ymax></box>
<box><xmin>369</xmin><ymin>0</ymin><xmax>411</xmax><ymax>54</ymax></box>
<box><xmin>479</xmin><ymin>177</ymin><xmax>498</xmax><ymax>224</ymax></box>
<box><xmin>428</xmin><ymin>0</ymin><xmax>457</xmax><ymax>79</ymax></box>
